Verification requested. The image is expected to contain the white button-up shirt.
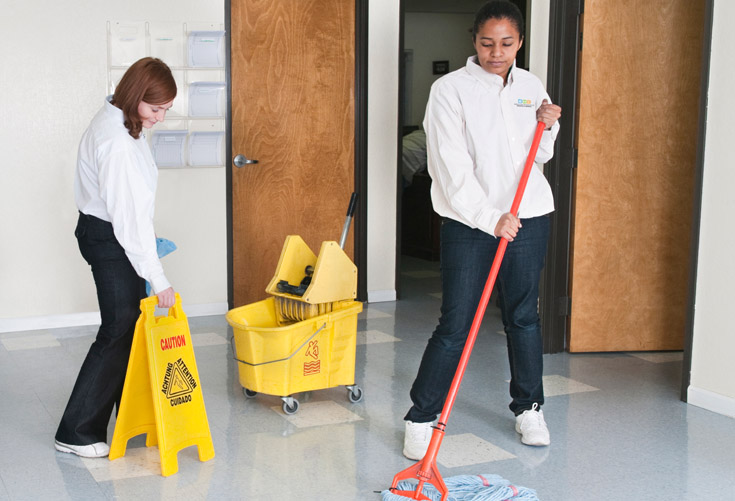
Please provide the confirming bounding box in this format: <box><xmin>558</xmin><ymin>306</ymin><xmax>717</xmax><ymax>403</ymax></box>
<box><xmin>74</xmin><ymin>97</ymin><xmax>171</xmax><ymax>293</ymax></box>
<box><xmin>424</xmin><ymin>56</ymin><xmax>559</xmax><ymax>237</ymax></box>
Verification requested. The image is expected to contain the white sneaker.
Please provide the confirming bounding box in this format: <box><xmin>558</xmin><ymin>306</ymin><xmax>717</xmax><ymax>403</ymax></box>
<box><xmin>403</xmin><ymin>420</ymin><xmax>433</xmax><ymax>460</ymax></box>
<box><xmin>515</xmin><ymin>403</ymin><xmax>550</xmax><ymax>446</ymax></box>
<box><xmin>54</xmin><ymin>440</ymin><xmax>110</xmax><ymax>458</ymax></box>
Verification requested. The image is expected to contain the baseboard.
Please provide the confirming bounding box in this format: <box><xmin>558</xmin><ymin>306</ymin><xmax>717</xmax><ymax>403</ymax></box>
<box><xmin>367</xmin><ymin>289</ymin><xmax>397</xmax><ymax>303</ymax></box>
<box><xmin>0</xmin><ymin>302</ymin><xmax>229</xmax><ymax>334</ymax></box>
<box><xmin>0</xmin><ymin>312</ymin><xmax>102</xmax><ymax>333</ymax></box>
<box><xmin>688</xmin><ymin>385</ymin><xmax>735</xmax><ymax>418</ymax></box>
<box><xmin>183</xmin><ymin>302</ymin><xmax>229</xmax><ymax>317</ymax></box>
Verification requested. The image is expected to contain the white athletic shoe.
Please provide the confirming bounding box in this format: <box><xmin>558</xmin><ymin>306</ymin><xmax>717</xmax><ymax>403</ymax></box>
<box><xmin>54</xmin><ymin>440</ymin><xmax>110</xmax><ymax>458</ymax></box>
<box><xmin>515</xmin><ymin>403</ymin><xmax>550</xmax><ymax>446</ymax></box>
<box><xmin>403</xmin><ymin>420</ymin><xmax>433</xmax><ymax>460</ymax></box>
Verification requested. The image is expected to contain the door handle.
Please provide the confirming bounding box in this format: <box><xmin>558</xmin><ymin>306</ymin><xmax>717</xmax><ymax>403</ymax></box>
<box><xmin>233</xmin><ymin>154</ymin><xmax>258</xmax><ymax>167</ymax></box>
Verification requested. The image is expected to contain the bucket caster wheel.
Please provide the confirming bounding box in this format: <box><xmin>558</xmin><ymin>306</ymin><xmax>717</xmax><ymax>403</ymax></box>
<box><xmin>281</xmin><ymin>396</ymin><xmax>299</xmax><ymax>415</ymax></box>
<box><xmin>346</xmin><ymin>385</ymin><xmax>363</xmax><ymax>403</ymax></box>
<box><xmin>243</xmin><ymin>388</ymin><xmax>257</xmax><ymax>399</ymax></box>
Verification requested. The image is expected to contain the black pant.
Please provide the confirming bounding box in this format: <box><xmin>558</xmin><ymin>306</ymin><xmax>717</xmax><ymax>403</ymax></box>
<box><xmin>55</xmin><ymin>213</ymin><xmax>146</xmax><ymax>445</ymax></box>
<box><xmin>405</xmin><ymin>216</ymin><xmax>549</xmax><ymax>422</ymax></box>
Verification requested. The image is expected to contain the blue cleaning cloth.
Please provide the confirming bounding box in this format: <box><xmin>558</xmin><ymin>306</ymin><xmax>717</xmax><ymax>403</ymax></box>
<box><xmin>146</xmin><ymin>238</ymin><xmax>177</xmax><ymax>296</ymax></box>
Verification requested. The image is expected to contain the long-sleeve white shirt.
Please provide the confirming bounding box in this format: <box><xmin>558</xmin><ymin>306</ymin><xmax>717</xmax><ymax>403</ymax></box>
<box><xmin>74</xmin><ymin>97</ymin><xmax>171</xmax><ymax>294</ymax></box>
<box><xmin>423</xmin><ymin>56</ymin><xmax>559</xmax><ymax>237</ymax></box>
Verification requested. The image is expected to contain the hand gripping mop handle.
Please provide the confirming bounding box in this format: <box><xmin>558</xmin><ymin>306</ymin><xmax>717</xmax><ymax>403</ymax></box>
<box><xmin>389</xmin><ymin>122</ymin><xmax>547</xmax><ymax>501</ymax></box>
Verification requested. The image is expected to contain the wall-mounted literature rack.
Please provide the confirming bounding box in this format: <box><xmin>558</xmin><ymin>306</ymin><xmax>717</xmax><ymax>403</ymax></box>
<box><xmin>107</xmin><ymin>21</ymin><xmax>226</xmax><ymax>168</ymax></box>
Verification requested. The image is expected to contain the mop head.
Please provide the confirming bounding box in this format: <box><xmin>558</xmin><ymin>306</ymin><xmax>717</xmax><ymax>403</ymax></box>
<box><xmin>381</xmin><ymin>473</ymin><xmax>539</xmax><ymax>501</ymax></box>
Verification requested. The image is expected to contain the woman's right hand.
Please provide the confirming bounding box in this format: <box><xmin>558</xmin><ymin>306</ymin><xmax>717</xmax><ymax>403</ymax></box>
<box><xmin>494</xmin><ymin>213</ymin><xmax>522</xmax><ymax>241</ymax></box>
<box><xmin>157</xmin><ymin>287</ymin><xmax>176</xmax><ymax>308</ymax></box>
<box><xmin>537</xmin><ymin>99</ymin><xmax>562</xmax><ymax>130</ymax></box>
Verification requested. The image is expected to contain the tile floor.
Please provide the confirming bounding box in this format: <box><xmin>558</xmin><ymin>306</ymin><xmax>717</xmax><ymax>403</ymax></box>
<box><xmin>1</xmin><ymin>256</ymin><xmax>734</xmax><ymax>500</ymax></box>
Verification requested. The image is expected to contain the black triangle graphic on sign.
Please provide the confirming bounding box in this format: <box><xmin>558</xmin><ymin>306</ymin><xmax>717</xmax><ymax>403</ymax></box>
<box><xmin>166</xmin><ymin>364</ymin><xmax>193</xmax><ymax>398</ymax></box>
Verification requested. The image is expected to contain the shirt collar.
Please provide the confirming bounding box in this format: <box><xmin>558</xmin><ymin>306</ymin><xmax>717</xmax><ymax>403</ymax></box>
<box><xmin>466</xmin><ymin>55</ymin><xmax>516</xmax><ymax>87</ymax></box>
<box><xmin>104</xmin><ymin>95</ymin><xmax>125</xmax><ymax>124</ymax></box>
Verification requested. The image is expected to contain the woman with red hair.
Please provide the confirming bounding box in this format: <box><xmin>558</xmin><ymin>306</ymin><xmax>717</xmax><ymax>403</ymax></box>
<box><xmin>55</xmin><ymin>57</ymin><xmax>177</xmax><ymax>458</ymax></box>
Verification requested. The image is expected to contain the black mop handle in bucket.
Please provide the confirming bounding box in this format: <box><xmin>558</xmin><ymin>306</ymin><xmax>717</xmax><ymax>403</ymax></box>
<box><xmin>338</xmin><ymin>192</ymin><xmax>358</xmax><ymax>249</ymax></box>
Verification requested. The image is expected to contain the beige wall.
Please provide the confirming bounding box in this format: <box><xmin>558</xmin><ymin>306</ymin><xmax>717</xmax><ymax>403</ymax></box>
<box><xmin>688</xmin><ymin>0</ymin><xmax>735</xmax><ymax>418</ymax></box>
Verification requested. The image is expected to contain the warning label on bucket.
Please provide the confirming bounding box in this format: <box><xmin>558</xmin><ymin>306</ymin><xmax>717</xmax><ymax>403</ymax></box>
<box><xmin>303</xmin><ymin>340</ymin><xmax>321</xmax><ymax>375</ymax></box>
<box><xmin>303</xmin><ymin>360</ymin><xmax>321</xmax><ymax>375</ymax></box>
<box><xmin>162</xmin><ymin>357</ymin><xmax>197</xmax><ymax>405</ymax></box>
<box><xmin>306</xmin><ymin>340</ymin><xmax>319</xmax><ymax>359</ymax></box>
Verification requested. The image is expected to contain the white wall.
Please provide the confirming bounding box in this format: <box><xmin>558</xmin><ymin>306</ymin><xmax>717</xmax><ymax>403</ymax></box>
<box><xmin>688</xmin><ymin>0</ymin><xmax>735</xmax><ymax>418</ymax></box>
<box><xmin>527</xmin><ymin>0</ymin><xmax>550</xmax><ymax>85</ymax></box>
<box><xmin>366</xmin><ymin>0</ymin><xmax>400</xmax><ymax>302</ymax></box>
<box><xmin>0</xmin><ymin>0</ymin><xmax>227</xmax><ymax>332</ymax></box>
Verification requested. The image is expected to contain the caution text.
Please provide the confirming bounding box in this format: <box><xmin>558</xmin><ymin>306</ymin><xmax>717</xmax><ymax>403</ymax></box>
<box><xmin>161</xmin><ymin>334</ymin><xmax>186</xmax><ymax>351</ymax></box>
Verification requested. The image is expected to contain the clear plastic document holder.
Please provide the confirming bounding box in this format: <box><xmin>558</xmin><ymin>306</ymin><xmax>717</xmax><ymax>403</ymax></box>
<box><xmin>188</xmin><ymin>132</ymin><xmax>224</xmax><ymax>167</ymax></box>
<box><xmin>187</xmin><ymin>31</ymin><xmax>225</xmax><ymax>68</ymax></box>
<box><xmin>149</xmin><ymin>23</ymin><xmax>185</xmax><ymax>68</ymax></box>
<box><xmin>189</xmin><ymin>82</ymin><xmax>226</xmax><ymax>117</ymax></box>
<box><xmin>152</xmin><ymin>130</ymin><xmax>188</xmax><ymax>167</ymax></box>
<box><xmin>108</xmin><ymin>21</ymin><xmax>146</xmax><ymax>67</ymax></box>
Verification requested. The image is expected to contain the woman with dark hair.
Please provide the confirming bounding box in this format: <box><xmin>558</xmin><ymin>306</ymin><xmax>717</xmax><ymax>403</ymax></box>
<box><xmin>54</xmin><ymin>57</ymin><xmax>177</xmax><ymax>458</ymax></box>
<box><xmin>402</xmin><ymin>0</ymin><xmax>561</xmax><ymax>460</ymax></box>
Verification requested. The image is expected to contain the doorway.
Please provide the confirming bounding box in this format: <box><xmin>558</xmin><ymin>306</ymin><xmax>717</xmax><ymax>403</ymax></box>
<box><xmin>398</xmin><ymin>0</ymin><xmax>529</xmax><ymax>289</ymax></box>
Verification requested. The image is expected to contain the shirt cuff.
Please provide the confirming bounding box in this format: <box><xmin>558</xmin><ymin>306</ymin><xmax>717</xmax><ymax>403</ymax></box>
<box><xmin>477</xmin><ymin>206</ymin><xmax>503</xmax><ymax>238</ymax></box>
<box><xmin>149</xmin><ymin>273</ymin><xmax>172</xmax><ymax>295</ymax></box>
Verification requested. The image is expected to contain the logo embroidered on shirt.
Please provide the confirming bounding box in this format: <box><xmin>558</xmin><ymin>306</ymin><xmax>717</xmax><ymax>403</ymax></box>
<box><xmin>515</xmin><ymin>98</ymin><xmax>534</xmax><ymax>108</ymax></box>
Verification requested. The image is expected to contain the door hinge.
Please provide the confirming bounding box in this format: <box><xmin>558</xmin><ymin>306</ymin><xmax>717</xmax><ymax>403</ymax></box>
<box><xmin>556</xmin><ymin>296</ymin><xmax>571</xmax><ymax>316</ymax></box>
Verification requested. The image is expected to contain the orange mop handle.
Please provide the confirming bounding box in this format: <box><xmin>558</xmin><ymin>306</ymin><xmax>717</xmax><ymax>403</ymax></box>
<box><xmin>510</xmin><ymin>122</ymin><xmax>547</xmax><ymax>216</ymax></box>
<box><xmin>437</xmin><ymin>120</ymin><xmax>546</xmax><ymax>426</ymax></box>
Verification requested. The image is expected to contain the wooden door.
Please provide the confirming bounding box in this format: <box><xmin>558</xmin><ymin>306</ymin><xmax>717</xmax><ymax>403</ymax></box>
<box><xmin>230</xmin><ymin>0</ymin><xmax>356</xmax><ymax>307</ymax></box>
<box><xmin>568</xmin><ymin>0</ymin><xmax>705</xmax><ymax>351</ymax></box>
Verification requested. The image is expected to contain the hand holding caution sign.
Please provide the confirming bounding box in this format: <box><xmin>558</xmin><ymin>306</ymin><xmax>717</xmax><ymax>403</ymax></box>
<box><xmin>109</xmin><ymin>294</ymin><xmax>215</xmax><ymax>476</ymax></box>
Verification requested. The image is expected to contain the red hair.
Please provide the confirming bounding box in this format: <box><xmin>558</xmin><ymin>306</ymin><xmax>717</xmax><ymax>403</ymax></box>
<box><xmin>111</xmin><ymin>57</ymin><xmax>177</xmax><ymax>139</ymax></box>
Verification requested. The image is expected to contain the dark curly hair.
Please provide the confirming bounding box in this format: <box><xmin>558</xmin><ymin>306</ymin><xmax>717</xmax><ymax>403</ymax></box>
<box><xmin>472</xmin><ymin>1</ymin><xmax>525</xmax><ymax>42</ymax></box>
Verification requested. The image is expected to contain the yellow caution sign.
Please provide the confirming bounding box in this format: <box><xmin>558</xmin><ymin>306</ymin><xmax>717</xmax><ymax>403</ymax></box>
<box><xmin>110</xmin><ymin>294</ymin><xmax>215</xmax><ymax>476</ymax></box>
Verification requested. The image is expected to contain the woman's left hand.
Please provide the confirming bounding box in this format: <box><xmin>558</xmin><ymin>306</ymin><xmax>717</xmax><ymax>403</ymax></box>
<box><xmin>494</xmin><ymin>213</ymin><xmax>522</xmax><ymax>241</ymax></box>
<box><xmin>157</xmin><ymin>287</ymin><xmax>176</xmax><ymax>308</ymax></box>
<box><xmin>537</xmin><ymin>99</ymin><xmax>561</xmax><ymax>130</ymax></box>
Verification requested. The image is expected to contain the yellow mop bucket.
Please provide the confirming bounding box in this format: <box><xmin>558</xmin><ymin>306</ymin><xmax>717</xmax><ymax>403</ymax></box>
<box><xmin>227</xmin><ymin>195</ymin><xmax>363</xmax><ymax>414</ymax></box>
<box><xmin>227</xmin><ymin>296</ymin><xmax>362</xmax><ymax>414</ymax></box>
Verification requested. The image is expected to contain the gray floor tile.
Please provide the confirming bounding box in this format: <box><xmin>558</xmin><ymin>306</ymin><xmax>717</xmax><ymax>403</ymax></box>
<box><xmin>0</xmin><ymin>256</ymin><xmax>733</xmax><ymax>500</ymax></box>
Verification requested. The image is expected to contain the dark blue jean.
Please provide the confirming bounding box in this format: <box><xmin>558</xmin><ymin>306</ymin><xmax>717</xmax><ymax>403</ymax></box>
<box><xmin>55</xmin><ymin>213</ymin><xmax>146</xmax><ymax>445</ymax></box>
<box><xmin>405</xmin><ymin>216</ymin><xmax>549</xmax><ymax>422</ymax></box>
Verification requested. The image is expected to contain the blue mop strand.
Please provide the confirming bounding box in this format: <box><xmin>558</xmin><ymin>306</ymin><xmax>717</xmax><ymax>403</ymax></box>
<box><xmin>381</xmin><ymin>474</ymin><xmax>538</xmax><ymax>501</ymax></box>
<box><xmin>145</xmin><ymin>238</ymin><xmax>178</xmax><ymax>296</ymax></box>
